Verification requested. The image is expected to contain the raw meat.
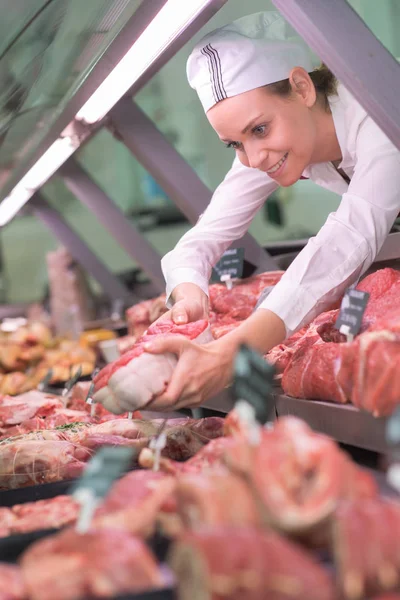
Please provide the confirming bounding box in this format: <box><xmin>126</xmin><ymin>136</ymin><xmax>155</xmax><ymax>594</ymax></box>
<box><xmin>11</xmin><ymin>496</ymin><xmax>80</xmax><ymax>535</ymax></box>
<box><xmin>210</xmin><ymin>271</ymin><xmax>284</xmax><ymax>320</ymax></box>
<box><xmin>0</xmin><ymin>416</ymin><xmax>224</xmax><ymax>488</ymax></box>
<box><xmin>281</xmin><ymin>340</ymin><xmax>354</xmax><ymax>404</ymax></box>
<box><xmin>0</xmin><ymin>409</ymin><xmax>94</xmax><ymax>440</ymax></box>
<box><xmin>21</xmin><ymin>528</ymin><xmax>164</xmax><ymax>600</ymax></box>
<box><xmin>333</xmin><ymin>498</ymin><xmax>400</xmax><ymax>600</ymax></box>
<box><xmin>169</xmin><ymin>527</ymin><xmax>336</xmax><ymax>600</ymax></box>
<box><xmin>280</xmin><ymin>268</ymin><xmax>400</xmax><ymax>415</ymax></box>
<box><xmin>0</xmin><ymin>439</ymin><xmax>91</xmax><ymax>489</ymax></box>
<box><xmin>126</xmin><ymin>294</ymin><xmax>167</xmax><ymax>337</ymax></box>
<box><xmin>222</xmin><ymin>417</ymin><xmax>377</xmax><ymax>535</ymax></box>
<box><xmin>139</xmin><ymin>435</ymin><xmax>237</xmax><ymax>475</ymax></box>
<box><xmin>95</xmin><ymin>470</ymin><xmax>177</xmax><ymax>536</ymax></box>
<box><xmin>175</xmin><ymin>472</ymin><xmax>261</xmax><ymax>530</ymax></box>
<box><xmin>93</xmin><ymin>319</ymin><xmax>213</xmax><ymax>413</ymax></box>
<box><xmin>0</xmin><ymin>392</ymin><xmax>63</xmax><ymax>428</ymax></box>
<box><xmin>0</xmin><ymin>564</ymin><xmax>26</xmax><ymax>600</ymax></box>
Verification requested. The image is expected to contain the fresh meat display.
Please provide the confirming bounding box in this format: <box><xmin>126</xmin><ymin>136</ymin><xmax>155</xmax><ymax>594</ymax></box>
<box><xmin>0</xmin><ymin>564</ymin><xmax>26</xmax><ymax>600</ymax></box>
<box><xmin>141</xmin><ymin>416</ymin><xmax>376</xmax><ymax>539</ymax></box>
<box><xmin>20</xmin><ymin>528</ymin><xmax>164</xmax><ymax>600</ymax></box>
<box><xmin>279</xmin><ymin>268</ymin><xmax>400</xmax><ymax>415</ymax></box>
<box><xmin>333</xmin><ymin>498</ymin><xmax>400</xmax><ymax>599</ymax></box>
<box><xmin>93</xmin><ymin>319</ymin><xmax>213</xmax><ymax>413</ymax></box>
<box><xmin>169</xmin><ymin>527</ymin><xmax>336</xmax><ymax>600</ymax></box>
<box><xmin>0</xmin><ymin>439</ymin><xmax>91</xmax><ymax>489</ymax></box>
<box><xmin>0</xmin><ymin>496</ymin><xmax>80</xmax><ymax>537</ymax></box>
<box><xmin>0</xmin><ymin>416</ymin><xmax>224</xmax><ymax>489</ymax></box>
<box><xmin>95</xmin><ymin>470</ymin><xmax>177</xmax><ymax>536</ymax></box>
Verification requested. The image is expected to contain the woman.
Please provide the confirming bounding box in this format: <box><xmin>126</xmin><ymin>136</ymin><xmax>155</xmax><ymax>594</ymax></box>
<box><xmin>140</xmin><ymin>11</ymin><xmax>400</xmax><ymax>410</ymax></box>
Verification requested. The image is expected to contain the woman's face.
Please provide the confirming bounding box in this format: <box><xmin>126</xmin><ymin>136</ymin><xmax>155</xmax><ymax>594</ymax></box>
<box><xmin>206</xmin><ymin>72</ymin><xmax>321</xmax><ymax>187</ymax></box>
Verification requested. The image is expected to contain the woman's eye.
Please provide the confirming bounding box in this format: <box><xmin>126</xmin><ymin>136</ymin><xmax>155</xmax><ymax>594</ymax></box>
<box><xmin>253</xmin><ymin>124</ymin><xmax>267</xmax><ymax>136</ymax></box>
<box><xmin>225</xmin><ymin>141</ymin><xmax>242</xmax><ymax>150</ymax></box>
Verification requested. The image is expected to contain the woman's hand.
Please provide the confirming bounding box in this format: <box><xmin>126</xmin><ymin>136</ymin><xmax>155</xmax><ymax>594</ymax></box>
<box><xmin>143</xmin><ymin>308</ymin><xmax>286</xmax><ymax>411</ymax></box>
<box><xmin>159</xmin><ymin>282</ymin><xmax>209</xmax><ymax>325</ymax></box>
<box><xmin>143</xmin><ymin>335</ymin><xmax>238</xmax><ymax>410</ymax></box>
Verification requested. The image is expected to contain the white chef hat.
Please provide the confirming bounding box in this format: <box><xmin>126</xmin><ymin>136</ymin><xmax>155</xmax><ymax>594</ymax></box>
<box><xmin>187</xmin><ymin>11</ymin><xmax>314</xmax><ymax>113</ymax></box>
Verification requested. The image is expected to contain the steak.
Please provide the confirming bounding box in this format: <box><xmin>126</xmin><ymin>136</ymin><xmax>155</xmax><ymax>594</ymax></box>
<box><xmin>333</xmin><ymin>498</ymin><xmax>400</xmax><ymax>600</ymax></box>
<box><xmin>280</xmin><ymin>268</ymin><xmax>400</xmax><ymax>415</ymax></box>
<box><xmin>0</xmin><ymin>496</ymin><xmax>80</xmax><ymax>537</ymax></box>
<box><xmin>20</xmin><ymin>528</ymin><xmax>164</xmax><ymax>600</ymax></box>
<box><xmin>0</xmin><ymin>564</ymin><xmax>26</xmax><ymax>600</ymax></box>
<box><xmin>169</xmin><ymin>527</ymin><xmax>336</xmax><ymax>600</ymax></box>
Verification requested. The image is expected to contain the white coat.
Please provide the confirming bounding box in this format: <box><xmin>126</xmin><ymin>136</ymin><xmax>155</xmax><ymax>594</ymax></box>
<box><xmin>162</xmin><ymin>83</ymin><xmax>400</xmax><ymax>337</ymax></box>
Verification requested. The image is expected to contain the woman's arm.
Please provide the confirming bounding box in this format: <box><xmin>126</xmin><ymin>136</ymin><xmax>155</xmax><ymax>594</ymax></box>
<box><xmin>162</xmin><ymin>156</ymin><xmax>278</xmax><ymax>306</ymax></box>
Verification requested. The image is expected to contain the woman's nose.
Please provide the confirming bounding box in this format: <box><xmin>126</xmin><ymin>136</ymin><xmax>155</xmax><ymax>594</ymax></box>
<box><xmin>247</xmin><ymin>147</ymin><xmax>268</xmax><ymax>170</ymax></box>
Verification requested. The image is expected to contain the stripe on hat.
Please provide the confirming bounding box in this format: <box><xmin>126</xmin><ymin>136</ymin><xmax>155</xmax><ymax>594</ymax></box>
<box><xmin>201</xmin><ymin>45</ymin><xmax>222</xmax><ymax>103</ymax></box>
<box><xmin>207</xmin><ymin>44</ymin><xmax>227</xmax><ymax>100</ymax></box>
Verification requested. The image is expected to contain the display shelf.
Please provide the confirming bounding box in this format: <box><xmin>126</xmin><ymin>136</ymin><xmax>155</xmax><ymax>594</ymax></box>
<box><xmin>274</xmin><ymin>392</ymin><xmax>389</xmax><ymax>453</ymax></box>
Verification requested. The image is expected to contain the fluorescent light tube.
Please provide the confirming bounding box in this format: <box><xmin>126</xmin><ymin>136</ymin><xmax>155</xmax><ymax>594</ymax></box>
<box><xmin>0</xmin><ymin>136</ymin><xmax>78</xmax><ymax>226</ymax></box>
<box><xmin>76</xmin><ymin>0</ymin><xmax>214</xmax><ymax>124</ymax></box>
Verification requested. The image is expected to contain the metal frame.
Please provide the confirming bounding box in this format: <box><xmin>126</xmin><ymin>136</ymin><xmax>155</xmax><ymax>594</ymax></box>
<box><xmin>274</xmin><ymin>392</ymin><xmax>389</xmax><ymax>453</ymax></box>
<box><xmin>110</xmin><ymin>98</ymin><xmax>279</xmax><ymax>271</ymax></box>
<box><xmin>0</xmin><ymin>0</ymin><xmax>168</xmax><ymax>202</ymax></box>
<box><xmin>60</xmin><ymin>159</ymin><xmax>165</xmax><ymax>292</ymax></box>
<box><xmin>271</xmin><ymin>0</ymin><xmax>400</xmax><ymax>151</ymax></box>
<box><xmin>31</xmin><ymin>193</ymin><xmax>131</xmax><ymax>302</ymax></box>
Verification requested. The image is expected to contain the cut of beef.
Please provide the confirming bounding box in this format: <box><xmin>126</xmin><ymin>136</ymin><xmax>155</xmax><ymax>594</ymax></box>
<box><xmin>223</xmin><ymin>417</ymin><xmax>377</xmax><ymax>536</ymax></box>
<box><xmin>0</xmin><ymin>392</ymin><xmax>63</xmax><ymax>428</ymax></box>
<box><xmin>126</xmin><ymin>294</ymin><xmax>167</xmax><ymax>337</ymax></box>
<box><xmin>95</xmin><ymin>470</ymin><xmax>177</xmax><ymax>536</ymax></box>
<box><xmin>210</xmin><ymin>271</ymin><xmax>284</xmax><ymax>320</ymax></box>
<box><xmin>0</xmin><ymin>564</ymin><xmax>26</xmax><ymax>600</ymax></box>
<box><xmin>169</xmin><ymin>527</ymin><xmax>336</xmax><ymax>600</ymax></box>
<box><xmin>21</xmin><ymin>528</ymin><xmax>164</xmax><ymax>600</ymax></box>
<box><xmin>333</xmin><ymin>498</ymin><xmax>400</xmax><ymax>600</ymax></box>
<box><xmin>175</xmin><ymin>472</ymin><xmax>261</xmax><ymax>530</ymax></box>
<box><xmin>11</xmin><ymin>496</ymin><xmax>80</xmax><ymax>535</ymax></box>
<box><xmin>93</xmin><ymin>319</ymin><xmax>213</xmax><ymax>414</ymax></box>
<box><xmin>279</xmin><ymin>268</ymin><xmax>400</xmax><ymax>415</ymax></box>
<box><xmin>281</xmin><ymin>340</ymin><xmax>354</xmax><ymax>404</ymax></box>
<box><xmin>0</xmin><ymin>439</ymin><xmax>91</xmax><ymax>489</ymax></box>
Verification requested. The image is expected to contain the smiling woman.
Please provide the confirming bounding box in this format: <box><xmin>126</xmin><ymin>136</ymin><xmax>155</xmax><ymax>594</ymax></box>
<box><xmin>93</xmin><ymin>11</ymin><xmax>400</xmax><ymax>413</ymax></box>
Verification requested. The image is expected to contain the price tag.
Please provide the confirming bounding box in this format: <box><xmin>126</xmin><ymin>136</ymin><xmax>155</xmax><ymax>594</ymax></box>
<box><xmin>70</xmin><ymin>446</ymin><xmax>134</xmax><ymax>533</ymax></box>
<box><xmin>386</xmin><ymin>407</ymin><xmax>400</xmax><ymax>493</ymax></box>
<box><xmin>62</xmin><ymin>366</ymin><xmax>82</xmax><ymax>399</ymax></box>
<box><xmin>335</xmin><ymin>287</ymin><xmax>370</xmax><ymax>340</ymax></box>
<box><xmin>37</xmin><ymin>368</ymin><xmax>53</xmax><ymax>392</ymax></box>
<box><xmin>253</xmin><ymin>286</ymin><xmax>275</xmax><ymax>312</ymax></box>
<box><xmin>211</xmin><ymin>248</ymin><xmax>245</xmax><ymax>283</ymax></box>
<box><xmin>232</xmin><ymin>344</ymin><xmax>276</xmax><ymax>438</ymax></box>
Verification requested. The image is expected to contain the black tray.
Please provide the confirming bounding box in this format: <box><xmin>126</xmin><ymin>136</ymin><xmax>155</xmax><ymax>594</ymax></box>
<box><xmin>0</xmin><ymin>526</ymin><xmax>175</xmax><ymax>600</ymax></box>
<box><xmin>0</xmin><ymin>479</ymin><xmax>75</xmax><ymax>506</ymax></box>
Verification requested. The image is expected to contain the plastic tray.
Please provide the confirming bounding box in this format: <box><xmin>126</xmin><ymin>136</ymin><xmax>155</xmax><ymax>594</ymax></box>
<box><xmin>0</xmin><ymin>479</ymin><xmax>74</xmax><ymax>507</ymax></box>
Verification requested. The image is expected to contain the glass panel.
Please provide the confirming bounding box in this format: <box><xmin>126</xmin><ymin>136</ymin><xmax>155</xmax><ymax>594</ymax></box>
<box><xmin>0</xmin><ymin>0</ymin><xmax>141</xmax><ymax>197</ymax></box>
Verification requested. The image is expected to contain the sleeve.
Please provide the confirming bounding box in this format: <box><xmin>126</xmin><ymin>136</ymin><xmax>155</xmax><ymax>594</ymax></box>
<box><xmin>161</xmin><ymin>156</ymin><xmax>278</xmax><ymax>304</ymax></box>
<box><xmin>259</xmin><ymin>115</ymin><xmax>400</xmax><ymax>337</ymax></box>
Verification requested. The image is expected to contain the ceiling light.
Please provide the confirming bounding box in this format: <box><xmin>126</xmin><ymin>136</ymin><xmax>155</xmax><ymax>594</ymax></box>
<box><xmin>76</xmin><ymin>0</ymin><xmax>214</xmax><ymax>124</ymax></box>
<box><xmin>0</xmin><ymin>136</ymin><xmax>78</xmax><ymax>226</ymax></box>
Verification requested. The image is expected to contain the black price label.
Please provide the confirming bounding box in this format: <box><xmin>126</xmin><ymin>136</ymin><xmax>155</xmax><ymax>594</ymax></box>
<box><xmin>211</xmin><ymin>248</ymin><xmax>245</xmax><ymax>283</ymax></box>
<box><xmin>253</xmin><ymin>286</ymin><xmax>275</xmax><ymax>311</ymax></box>
<box><xmin>335</xmin><ymin>288</ymin><xmax>370</xmax><ymax>336</ymax></box>
<box><xmin>232</xmin><ymin>344</ymin><xmax>276</xmax><ymax>425</ymax></box>
<box><xmin>70</xmin><ymin>446</ymin><xmax>134</xmax><ymax>500</ymax></box>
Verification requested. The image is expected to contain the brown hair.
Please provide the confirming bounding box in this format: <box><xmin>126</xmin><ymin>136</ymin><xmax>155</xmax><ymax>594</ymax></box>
<box><xmin>266</xmin><ymin>63</ymin><xmax>337</xmax><ymax>110</ymax></box>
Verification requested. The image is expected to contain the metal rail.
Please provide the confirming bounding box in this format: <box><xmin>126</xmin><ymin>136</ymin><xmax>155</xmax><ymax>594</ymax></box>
<box><xmin>110</xmin><ymin>99</ymin><xmax>279</xmax><ymax>272</ymax></box>
<box><xmin>60</xmin><ymin>159</ymin><xmax>165</xmax><ymax>292</ymax></box>
<box><xmin>31</xmin><ymin>193</ymin><xmax>131</xmax><ymax>302</ymax></box>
